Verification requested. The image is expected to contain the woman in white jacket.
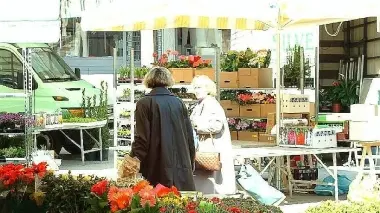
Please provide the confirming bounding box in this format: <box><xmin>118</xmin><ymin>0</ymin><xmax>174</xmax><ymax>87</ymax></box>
<box><xmin>190</xmin><ymin>75</ymin><xmax>236</xmax><ymax>195</ymax></box>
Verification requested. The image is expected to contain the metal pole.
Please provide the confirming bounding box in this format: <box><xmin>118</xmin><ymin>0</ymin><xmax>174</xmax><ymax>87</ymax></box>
<box><xmin>113</xmin><ymin>47</ymin><xmax>118</xmax><ymax>169</ymax></box>
<box><xmin>315</xmin><ymin>47</ymin><xmax>320</xmax><ymax>124</ymax></box>
<box><xmin>215</xmin><ymin>47</ymin><xmax>221</xmax><ymax>101</ymax></box>
<box><xmin>300</xmin><ymin>47</ymin><xmax>304</xmax><ymax>94</ymax></box>
<box><xmin>123</xmin><ymin>32</ymin><xmax>127</xmax><ymax>67</ymax></box>
<box><xmin>275</xmin><ymin>30</ymin><xmax>281</xmax><ymax>145</ymax></box>
<box><xmin>130</xmin><ymin>48</ymin><xmax>135</xmax><ymax>144</ymax></box>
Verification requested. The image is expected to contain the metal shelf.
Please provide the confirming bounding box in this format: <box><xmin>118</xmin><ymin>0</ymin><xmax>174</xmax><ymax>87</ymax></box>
<box><xmin>0</xmin><ymin>132</ymin><xmax>24</xmax><ymax>136</ymax></box>
<box><xmin>109</xmin><ymin>146</ymin><xmax>131</xmax><ymax>151</ymax></box>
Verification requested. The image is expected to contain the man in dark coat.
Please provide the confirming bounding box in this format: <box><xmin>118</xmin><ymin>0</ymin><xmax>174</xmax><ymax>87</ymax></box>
<box><xmin>130</xmin><ymin>67</ymin><xmax>196</xmax><ymax>191</ymax></box>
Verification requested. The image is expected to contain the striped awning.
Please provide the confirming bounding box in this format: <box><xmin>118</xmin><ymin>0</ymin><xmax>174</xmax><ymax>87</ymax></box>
<box><xmin>92</xmin><ymin>16</ymin><xmax>269</xmax><ymax>31</ymax></box>
<box><xmin>81</xmin><ymin>0</ymin><xmax>273</xmax><ymax>31</ymax></box>
<box><xmin>81</xmin><ymin>0</ymin><xmax>380</xmax><ymax>32</ymax></box>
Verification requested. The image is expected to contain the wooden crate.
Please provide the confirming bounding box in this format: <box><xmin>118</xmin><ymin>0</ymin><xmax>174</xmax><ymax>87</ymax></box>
<box><xmin>220</xmin><ymin>72</ymin><xmax>238</xmax><ymax>88</ymax></box>
<box><xmin>194</xmin><ymin>68</ymin><xmax>215</xmax><ymax>81</ymax></box>
<box><xmin>220</xmin><ymin>100</ymin><xmax>240</xmax><ymax>117</ymax></box>
<box><xmin>238</xmin><ymin>68</ymin><xmax>273</xmax><ymax>88</ymax></box>
<box><xmin>170</xmin><ymin>68</ymin><xmax>194</xmax><ymax>83</ymax></box>
<box><xmin>239</xmin><ymin>104</ymin><xmax>261</xmax><ymax>118</ymax></box>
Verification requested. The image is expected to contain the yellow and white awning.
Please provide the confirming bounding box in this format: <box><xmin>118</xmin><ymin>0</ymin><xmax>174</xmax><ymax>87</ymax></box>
<box><xmin>81</xmin><ymin>0</ymin><xmax>273</xmax><ymax>31</ymax></box>
<box><xmin>81</xmin><ymin>0</ymin><xmax>380</xmax><ymax>32</ymax></box>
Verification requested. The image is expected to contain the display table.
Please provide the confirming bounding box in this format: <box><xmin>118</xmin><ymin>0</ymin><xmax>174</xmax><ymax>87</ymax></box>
<box><xmin>33</xmin><ymin>121</ymin><xmax>107</xmax><ymax>165</ymax></box>
<box><xmin>233</xmin><ymin>146</ymin><xmax>359</xmax><ymax>201</ymax></box>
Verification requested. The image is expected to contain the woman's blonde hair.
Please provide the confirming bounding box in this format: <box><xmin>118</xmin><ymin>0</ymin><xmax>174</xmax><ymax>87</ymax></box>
<box><xmin>143</xmin><ymin>67</ymin><xmax>175</xmax><ymax>88</ymax></box>
<box><xmin>191</xmin><ymin>75</ymin><xmax>217</xmax><ymax>97</ymax></box>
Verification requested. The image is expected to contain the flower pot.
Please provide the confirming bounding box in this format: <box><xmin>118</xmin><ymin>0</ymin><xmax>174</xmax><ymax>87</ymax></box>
<box><xmin>332</xmin><ymin>103</ymin><xmax>342</xmax><ymax>113</ymax></box>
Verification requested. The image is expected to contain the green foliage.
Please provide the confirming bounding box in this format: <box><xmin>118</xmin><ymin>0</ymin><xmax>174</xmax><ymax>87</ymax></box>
<box><xmin>119</xmin><ymin>66</ymin><xmax>150</xmax><ymax>79</ymax></box>
<box><xmin>41</xmin><ymin>172</ymin><xmax>105</xmax><ymax>213</ymax></box>
<box><xmin>283</xmin><ymin>44</ymin><xmax>311</xmax><ymax>87</ymax></box>
<box><xmin>221</xmin><ymin>49</ymin><xmax>272</xmax><ymax>72</ymax></box>
<box><xmin>220</xmin><ymin>90</ymin><xmax>236</xmax><ymax>101</ymax></box>
<box><xmin>329</xmin><ymin>79</ymin><xmax>359</xmax><ymax>108</ymax></box>
<box><xmin>306</xmin><ymin>200</ymin><xmax>380</xmax><ymax>213</ymax></box>
<box><xmin>0</xmin><ymin>146</ymin><xmax>25</xmax><ymax>157</ymax></box>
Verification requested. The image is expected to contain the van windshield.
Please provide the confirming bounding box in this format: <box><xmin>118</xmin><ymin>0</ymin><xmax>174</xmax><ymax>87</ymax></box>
<box><xmin>19</xmin><ymin>48</ymin><xmax>79</xmax><ymax>82</ymax></box>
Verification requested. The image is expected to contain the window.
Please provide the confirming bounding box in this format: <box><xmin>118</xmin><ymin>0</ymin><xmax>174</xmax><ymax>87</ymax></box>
<box><xmin>0</xmin><ymin>49</ymin><xmax>23</xmax><ymax>89</ymax></box>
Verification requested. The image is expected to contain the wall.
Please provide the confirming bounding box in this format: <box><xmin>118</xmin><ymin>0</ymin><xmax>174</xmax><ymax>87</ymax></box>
<box><xmin>318</xmin><ymin>23</ymin><xmax>345</xmax><ymax>86</ymax></box>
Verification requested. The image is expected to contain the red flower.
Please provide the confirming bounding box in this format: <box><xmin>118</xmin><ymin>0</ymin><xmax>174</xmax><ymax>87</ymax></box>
<box><xmin>159</xmin><ymin>207</ymin><xmax>167</xmax><ymax>212</ymax></box>
<box><xmin>228</xmin><ymin>206</ymin><xmax>242</xmax><ymax>213</ymax></box>
<box><xmin>210</xmin><ymin>197</ymin><xmax>221</xmax><ymax>204</ymax></box>
<box><xmin>132</xmin><ymin>180</ymin><xmax>150</xmax><ymax>194</ymax></box>
<box><xmin>153</xmin><ymin>52</ymin><xmax>158</xmax><ymax>58</ymax></box>
<box><xmin>332</xmin><ymin>81</ymin><xmax>340</xmax><ymax>86</ymax></box>
<box><xmin>186</xmin><ymin>201</ymin><xmax>197</xmax><ymax>210</ymax></box>
<box><xmin>91</xmin><ymin>180</ymin><xmax>109</xmax><ymax>196</ymax></box>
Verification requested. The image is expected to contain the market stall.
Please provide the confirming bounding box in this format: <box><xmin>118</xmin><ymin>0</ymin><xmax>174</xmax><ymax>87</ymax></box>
<box><xmin>80</xmin><ymin>0</ymin><xmax>380</xmax><ymax>201</ymax></box>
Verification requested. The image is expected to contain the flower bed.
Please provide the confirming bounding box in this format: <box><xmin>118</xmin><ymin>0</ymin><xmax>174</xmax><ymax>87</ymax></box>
<box><xmin>305</xmin><ymin>200</ymin><xmax>380</xmax><ymax>213</ymax></box>
<box><xmin>0</xmin><ymin>163</ymin><xmax>283</xmax><ymax>213</ymax></box>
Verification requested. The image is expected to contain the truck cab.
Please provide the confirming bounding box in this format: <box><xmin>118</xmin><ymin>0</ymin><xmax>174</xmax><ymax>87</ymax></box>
<box><xmin>0</xmin><ymin>43</ymin><xmax>112</xmax><ymax>154</ymax></box>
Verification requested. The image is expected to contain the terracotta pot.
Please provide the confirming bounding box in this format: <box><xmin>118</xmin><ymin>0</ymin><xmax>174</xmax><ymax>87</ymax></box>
<box><xmin>332</xmin><ymin>103</ymin><xmax>342</xmax><ymax>113</ymax></box>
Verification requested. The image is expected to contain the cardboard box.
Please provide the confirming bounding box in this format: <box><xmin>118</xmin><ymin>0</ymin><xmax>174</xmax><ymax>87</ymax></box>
<box><xmin>259</xmin><ymin>133</ymin><xmax>275</xmax><ymax>143</ymax></box>
<box><xmin>239</xmin><ymin>104</ymin><xmax>261</xmax><ymax>118</ymax></box>
<box><xmin>170</xmin><ymin>68</ymin><xmax>194</xmax><ymax>83</ymax></box>
<box><xmin>349</xmin><ymin>118</ymin><xmax>380</xmax><ymax>141</ymax></box>
<box><xmin>238</xmin><ymin>131</ymin><xmax>259</xmax><ymax>141</ymax></box>
<box><xmin>281</xmin><ymin>94</ymin><xmax>310</xmax><ymax>113</ymax></box>
<box><xmin>220</xmin><ymin>100</ymin><xmax>240</xmax><ymax>117</ymax></box>
<box><xmin>237</xmin><ymin>68</ymin><xmax>273</xmax><ymax>88</ymax></box>
<box><xmin>230</xmin><ymin>131</ymin><xmax>238</xmax><ymax>140</ymax></box>
<box><xmin>350</xmin><ymin>104</ymin><xmax>380</xmax><ymax>121</ymax></box>
<box><xmin>220</xmin><ymin>72</ymin><xmax>238</xmax><ymax>88</ymax></box>
<box><xmin>194</xmin><ymin>68</ymin><xmax>215</xmax><ymax>81</ymax></box>
<box><xmin>260</xmin><ymin>104</ymin><xmax>276</xmax><ymax>118</ymax></box>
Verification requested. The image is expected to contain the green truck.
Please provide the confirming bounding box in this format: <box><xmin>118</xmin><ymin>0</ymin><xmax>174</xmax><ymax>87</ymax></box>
<box><xmin>0</xmin><ymin>43</ymin><xmax>112</xmax><ymax>154</ymax></box>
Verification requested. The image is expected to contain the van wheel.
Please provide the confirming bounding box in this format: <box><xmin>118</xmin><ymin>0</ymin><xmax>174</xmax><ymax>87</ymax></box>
<box><xmin>36</xmin><ymin>131</ymin><xmax>63</xmax><ymax>155</ymax></box>
<box><xmin>62</xmin><ymin>130</ymin><xmax>95</xmax><ymax>154</ymax></box>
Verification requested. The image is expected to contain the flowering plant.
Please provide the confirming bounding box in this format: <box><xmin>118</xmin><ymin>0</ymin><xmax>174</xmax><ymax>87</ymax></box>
<box><xmin>236</xmin><ymin>93</ymin><xmax>255</xmax><ymax>105</ymax></box>
<box><xmin>227</xmin><ymin>118</ymin><xmax>238</xmax><ymax>131</ymax></box>
<box><xmin>235</xmin><ymin>119</ymin><xmax>251</xmax><ymax>131</ymax></box>
<box><xmin>88</xmin><ymin>179</ymin><xmax>182</xmax><ymax>213</ymax></box>
<box><xmin>152</xmin><ymin>50</ymin><xmax>212</xmax><ymax>69</ymax></box>
<box><xmin>237</xmin><ymin>92</ymin><xmax>276</xmax><ymax>105</ymax></box>
<box><xmin>248</xmin><ymin>49</ymin><xmax>271</xmax><ymax>68</ymax></box>
<box><xmin>0</xmin><ymin>113</ymin><xmax>26</xmax><ymax>132</ymax></box>
<box><xmin>0</xmin><ymin>162</ymin><xmax>48</xmax><ymax>209</ymax></box>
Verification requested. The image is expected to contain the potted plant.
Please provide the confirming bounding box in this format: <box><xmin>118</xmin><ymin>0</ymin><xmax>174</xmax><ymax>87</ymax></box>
<box><xmin>238</xmin><ymin>48</ymin><xmax>273</xmax><ymax>88</ymax></box>
<box><xmin>282</xmin><ymin>44</ymin><xmax>311</xmax><ymax>88</ymax></box>
<box><xmin>227</xmin><ymin>118</ymin><xmax>238</xmax><ymax>140</ymax></box>
<box><xmin>220</xmin><ymin>50</ymin><xmax>239</xmax><ymax>88</ymax></box>
<box><xmin>193</xmin><ymin>58</ymin><xmax>214</xmax><ymax>81</ymax></box>
<box><xmin>329</xmin><ymin>79</ymin><xmax>359</xmax><ymax>113</ymax></box>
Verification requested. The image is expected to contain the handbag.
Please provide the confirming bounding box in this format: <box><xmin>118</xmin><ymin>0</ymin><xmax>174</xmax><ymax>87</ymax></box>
<box><xmin>195</xmin><ymin>133</ymin><xmax>222</xmax><ymax>171</ymax></box>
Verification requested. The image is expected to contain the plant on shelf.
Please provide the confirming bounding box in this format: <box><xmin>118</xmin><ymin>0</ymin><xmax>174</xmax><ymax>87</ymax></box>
<box><xmin>227</xmin><ymin>118</ymin><xmax>238</xmax><ymax>131</ymax></box>
<box><xmin>235</xmin><ymin>119</ymin><xmax>251</xmax><ymax>131</ymax></box>
<box><xmin>118</xmin><ymin>66</ymin><xmax>150</xmax><ymax>83</ymax></box>
<box><xmin>220</xmin><ymin>90</ymin><xmax>236</xmax><ymax>101</ymax></box>
<box><xmin>328</xmin><ymin>78</ymin><xmax>359</xmax><ymax>113</ymax></box>
<box><xmin>120</xmin><ymin>110</ymin><xmax>131</xmax><ymax>119</ymax></box>
<box><xmin>168</xmin><ymin>87</ymin><xmax>197</xmax><ymax>100</ymax></box>
<box><xmin>282</xmin><ymin>44</ymin><xmax>312</xmax><ymax>88</ymax></box>
<box><xmin>248</xmin><ymin>49</ymin><xmax>272</xmax><ymax>68</ymax></box>
<box><xmin>0</xmin><ymin>146</ymin><xmax>26</xmax><ymax>158</ymax></box>
<box><xmin>0</xmin><ymin>113</ymin><xmax>25</xmax><ymax>133</ymax></box>
<box><xmin>221</xmin><ymin>50</ymin><xmax>239</xmax><ymax>72</ymax></box>
<box><xmin>118</xmin><ymin>128</ymin><xmax>131</xmax><ymax>139</ymax></box>
<box><xmin>252</xmin><ymin>120</ymin><xmax>267</xmax><ymax>132</ymax></box>
<box><xmin>237</xmin><ymin>93</ymin><xmax>255</xmax><ymax>105</ymax></box>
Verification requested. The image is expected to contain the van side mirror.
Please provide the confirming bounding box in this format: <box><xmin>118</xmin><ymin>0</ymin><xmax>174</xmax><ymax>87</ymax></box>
<box><xmin>74</xmin><ymin>68</ymin><xmax>81</xmax><ymax>79</ymax></box>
